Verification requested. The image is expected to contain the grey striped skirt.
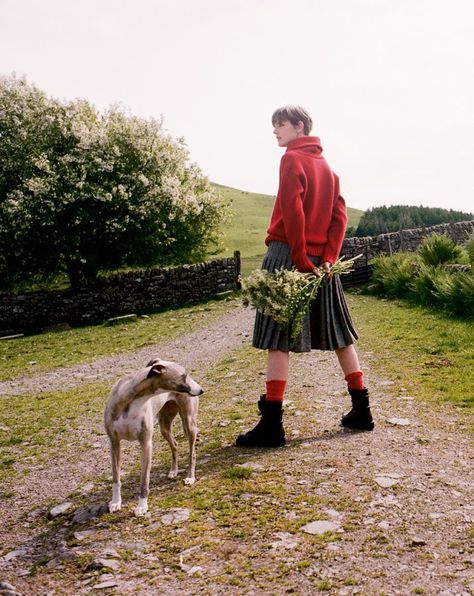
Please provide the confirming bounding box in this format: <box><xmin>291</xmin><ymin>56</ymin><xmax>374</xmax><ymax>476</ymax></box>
<box><xmin>252</xmin><ymin>241</ymin><xmax>358</xmax><ymax>353</ymax></box>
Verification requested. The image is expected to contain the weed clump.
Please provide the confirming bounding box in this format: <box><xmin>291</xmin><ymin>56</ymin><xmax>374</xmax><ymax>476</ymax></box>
<box><xmin>369</xmin><ymin>233</ymin><xmax>473</xmax><ymax>318</ymax></box>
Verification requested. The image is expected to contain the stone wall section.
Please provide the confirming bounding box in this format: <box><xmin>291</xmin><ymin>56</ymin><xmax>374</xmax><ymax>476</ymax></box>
<box><xmin>0</xmin><ymin>253</ymin><xmax>240</xmax><ymax>333</ymax></box>
<box><xmin>340</xmin><ymin>220</ymin><xmax>474</xmax><ymax>285</ymax></box>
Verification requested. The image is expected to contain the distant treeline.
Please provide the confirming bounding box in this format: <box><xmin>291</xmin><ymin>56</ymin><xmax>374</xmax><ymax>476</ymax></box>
<box><xmin>347</xmin><ymin>205</ymin><xmax>474</xmax><ymax>238</ymax></box>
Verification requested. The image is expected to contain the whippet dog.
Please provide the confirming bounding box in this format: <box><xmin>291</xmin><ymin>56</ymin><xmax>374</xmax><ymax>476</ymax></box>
<box><xmin>104</xmin><ymin>358</ymin><xmax>203</xmax><ymax>516</ymax></box>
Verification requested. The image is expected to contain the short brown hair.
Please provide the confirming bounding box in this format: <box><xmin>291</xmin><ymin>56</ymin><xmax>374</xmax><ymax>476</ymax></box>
<box><xmin>272</xmin><ymin>105</ymin><xmax>313</xmax><ymax>135</ymax></box>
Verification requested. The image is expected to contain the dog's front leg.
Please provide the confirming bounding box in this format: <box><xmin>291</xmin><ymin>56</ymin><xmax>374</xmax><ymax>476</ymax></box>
<box><xmin>135</xmin><ymin>439</ymin><xmax>152</xmax><ymax>516</ymax></box>
<box><xmin>184</xmin><ymin>416</ymin><xmax>198</xmax><ymax>485</ymax></box>
<box><xmin>109</xmin><ymin>436</ymin><xmax>122</xmax><ymax>513</ymax></box>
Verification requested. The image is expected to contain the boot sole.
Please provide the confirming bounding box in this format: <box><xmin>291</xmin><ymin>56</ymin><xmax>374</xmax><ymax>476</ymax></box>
<box><xmin>341</xmin><ymin>421</ymin><xmax>375</xmax><ymax>431</ymax></box>
<box><xmin>235</xmin><ymin>437</ymin><xmax>286</xmax><ymax>448</ymax></box>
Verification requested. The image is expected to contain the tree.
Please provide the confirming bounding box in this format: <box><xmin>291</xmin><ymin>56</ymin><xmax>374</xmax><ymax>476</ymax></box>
<box><xmin>0</xmin><ymin>75</ymin><xmax>229</xmax><ymax>289</ymax></box>
<box><xmin>354</xmin><ymin>205</ymin><xmax>473</xmax><ymax>237</ymax></box>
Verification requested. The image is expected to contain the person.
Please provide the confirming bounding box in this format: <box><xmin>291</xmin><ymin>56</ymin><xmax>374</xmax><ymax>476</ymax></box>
<box><xmin>236</xmin><ymin>105</ymin><xmax>374</xmax><ymax>448</ymax></box>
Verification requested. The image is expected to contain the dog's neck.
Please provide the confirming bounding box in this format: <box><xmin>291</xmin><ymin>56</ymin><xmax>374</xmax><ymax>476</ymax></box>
<box><xmin>111</xmin><ymin>379</ymin><xmax>167</xmax><ymax>413</ymax></box>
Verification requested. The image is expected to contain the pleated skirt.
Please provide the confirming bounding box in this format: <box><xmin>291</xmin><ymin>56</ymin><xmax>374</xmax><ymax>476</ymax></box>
<box><xmin>252</xmin><ymin>241</ymin><xmax>358</xmax><ymax>353</ymax></box>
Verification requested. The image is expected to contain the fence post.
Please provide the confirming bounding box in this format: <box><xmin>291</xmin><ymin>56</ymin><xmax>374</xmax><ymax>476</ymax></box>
<box><xmin>234</xmin><ymin>250</ymin><xmax>242</xmax><ymax>289</ymax></box>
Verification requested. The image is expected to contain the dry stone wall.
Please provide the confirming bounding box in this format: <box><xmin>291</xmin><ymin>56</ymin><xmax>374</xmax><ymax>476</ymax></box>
<box><xmin>341</xmin><ymin>220</ymin><xmax>474</xmax><ymax>286</ymax></box>
<box><xmin>0</xmin><ymin>253</ymin><xmax>240</xmax><ymax>334</ymax></box>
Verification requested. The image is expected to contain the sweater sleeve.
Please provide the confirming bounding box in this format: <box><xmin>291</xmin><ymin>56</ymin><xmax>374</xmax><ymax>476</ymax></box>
<box><xmin>278</xmin><ymin>157</ymin><xmax>316</xmax><ymax>272</ymax></box>
<box><xmin>321</xmin><ymin>193</ymin><xmax>348</xmax><ymax>264</ymax></box>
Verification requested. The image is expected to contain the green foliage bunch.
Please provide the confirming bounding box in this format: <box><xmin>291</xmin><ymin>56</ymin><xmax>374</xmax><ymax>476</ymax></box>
<box><xmin>355</xmin><ymin>205</ymin><xmax>473</xmax><ymax>237</ymax></box>
<box><xmin>371</xmin><ymin>253</ymin><xmax>415</xmax><ymax>298</ymax></box>
<box><xmin>370</xmin><ymin>234</ymin><xmax>474</xmax><ymax>318</ymax></box>
<box><xmin>0</xmin><ymin>75</ymin><xmax>228</xmax><ymax>289</ymax></box>
<box><xmin>418</xmin><ymin>233</ymin><xmax>468</xmax><ymax>267</ymax></box>
<box><xmin>464</xmin><ymin>230</ymin><xmax>474</xmax><ymax>264</ymax></box>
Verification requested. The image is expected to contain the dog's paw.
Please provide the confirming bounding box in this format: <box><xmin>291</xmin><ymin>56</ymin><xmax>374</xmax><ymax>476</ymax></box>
<box><xmin>134</xmin><ymin>498</ymin><xmax>148</xmax><ymax>517</ymax></box>
<box><xmin>109</xmin><ymin>500</ymin><xmax>122</xmax><ymax>513</ymax></box>
<box><xmin>168</xmin><ymin>469</ymin><xmax>179</xmax><ymax>479</ymax></box>
<box><xmin>184</xmin><ymin>476</ymin><xmax>196</xmax><ymax>485</ymax></box>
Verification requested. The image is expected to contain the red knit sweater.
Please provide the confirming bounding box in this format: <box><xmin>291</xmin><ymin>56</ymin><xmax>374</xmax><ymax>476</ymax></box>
<box><xmin>266</xmin><ymin>136</ymin><xmax>348</xmax><ymax>272</ymax></box>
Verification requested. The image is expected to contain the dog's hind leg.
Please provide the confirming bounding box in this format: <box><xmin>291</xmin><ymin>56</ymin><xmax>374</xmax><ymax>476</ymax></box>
<box><xmin>135</xmin><ymin>437</ymin><xmax>152</xmax><ymax>517</ymax></box>
<box><xmin>109</xmin><ymin>436</ymin><xmax>122</xmax><ymax>513</ymax></box>
<box><xmin>181</xmin><ymin>411</ymin><xmax>198</xmax><ymax>485</ymax></box>
<box><xmin>159</xmin><ymin>401</ymin><xmax>180</xmax><ymax>479</ymax></box>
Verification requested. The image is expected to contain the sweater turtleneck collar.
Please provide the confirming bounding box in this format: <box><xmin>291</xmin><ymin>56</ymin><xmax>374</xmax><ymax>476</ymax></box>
<box><xmin>285</xmin><ymin>136</ymin><xmax>323</xmax><ymax>155</ymax></box>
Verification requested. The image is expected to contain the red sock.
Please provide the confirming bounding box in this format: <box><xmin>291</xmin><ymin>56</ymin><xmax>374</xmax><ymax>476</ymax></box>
<box><xmin>266</xmin><ymin>379</ymin><xmax>287</xmax><ymax>402</ymax></box>
<box><xmin>345</xmin><ymin>371</ymin><xmax>365</xmax><ymax>391</ymax></box>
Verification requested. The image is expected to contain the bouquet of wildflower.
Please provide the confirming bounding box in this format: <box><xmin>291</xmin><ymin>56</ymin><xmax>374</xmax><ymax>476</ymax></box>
<box><xmin>242</xmin><ymin>255</ymin><xmax>361</xmax><ymax>341</ymax></box>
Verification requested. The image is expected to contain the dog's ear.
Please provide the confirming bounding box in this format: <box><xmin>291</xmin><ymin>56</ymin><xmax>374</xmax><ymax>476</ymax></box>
<box><xmin>146</xmin><ymin>359</ymin><xmax>160</xmax><ymax>367</ymax></box>
<box><xmin>147</xmin><ymin>363</ymin><xmax>165</xmax><ymax>378</ymax></box>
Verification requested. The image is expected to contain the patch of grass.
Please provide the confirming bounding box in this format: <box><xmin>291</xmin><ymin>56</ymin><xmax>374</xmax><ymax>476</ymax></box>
<box><xmin>0</xmin><ymin>295</ymin><xmax>239</xmax><ymax>381</ymax></box>
<box><xmin>348</xmin><ymin>293</ymin><xmax>474</xmax><ymax>416</ymax></box>
<box><xmin>222</xmin><ymin>466</ymin><xmax>252</xmax><ymax>480</ymax></box>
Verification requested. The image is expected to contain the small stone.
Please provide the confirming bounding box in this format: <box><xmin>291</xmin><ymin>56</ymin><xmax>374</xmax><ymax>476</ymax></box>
<box><xmin>50</xmin><ymin>501</ymin><xmax>73</xmax><ymax>517</ymax></box>
<box><xmin>80</xmin><ymin>483</ymin><xmax>95</xmax><ymax>494</ymax></box>
<box><xmin>28</xmin><ymin>507</ymin><xmax>48</xmax><ymax>519</ymax></box>
<box><xmin>72</xmin><ymin>503</ymin><xmax>109</xmax><ymax>524</ymax></box>
<box><xmin>316</xmin><ymin>467</ymin><xmax>337</xmax><ymax>475</ymax></box>
<box><xmin>95</xmin><ymin>558</ymin><xmax>120</xmax><ymax>571</ymax></box>
<box><xmin>378</xmin><ymin>520</ymin><xmax>390</xmax><ymax>530</ymax></box>
<box><xmin>374</xmin><ymin>475</ymin><xmax>400</xmax><ymax>488</ymax></box>
<box><xmin>323</xmin><ymin>508</ymin><xmax>341</xmax><ymax>519</ymax></box>
<box><xmin>387</xmin><ymin>417</ymin><xmax>410</xmax><ymax>426</ymax></box>
<box><xmin>73</xmin><ymin>530</ymin><xmax>94</xmax><ymax>541</ymax></box>
<box><xmin>92</xmin><ymin>580</ymin><xmax>119</xmax><ymax>590</ymax></box>
<box><xmin>0</xmin><ymin>581</ymin><xmax>20</xmax><ymax>595</ymax></box>
<box><xmin>301</xmin><ymin>520</ymin><xmax>340</xmax><ymax>535</ymax></box>
<box><xmin>237</xmin><ymin>462</ymin><xmax>265</xmax><ymax>471</ymax></box>
<box><xmin>101</xmin><ymin>548</ymin><xmax>120</xmax><ymax>559</ymax></box>
<box><xmin>270</xmin><ymin>531</ymin><xmax>299</xmax><ymax>550</ymax></box>
<box><xmin>160</xmin><ymin>508</ymin><xmax>190</xmax><ymax>525</ymax></box>
<box><xmin>3</xmin><ymin>549</ymin><xmax>27</xmax><ymax>562</ymax></box>
<box><xmin>410</xmin><ymin>537</ymin><xmax>427</xmax><ymax>547</ymax></box>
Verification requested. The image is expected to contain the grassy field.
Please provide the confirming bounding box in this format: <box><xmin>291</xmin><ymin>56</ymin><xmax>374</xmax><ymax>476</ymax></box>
<box><xmin>213</xmin><ymin>184</ymin><xmax>364</xmax><ymax>268</ymax></box>
<box><xmin>348</xmin><ymin>292</ymin><xmax>474</xmax><ymax>414</ymax></box>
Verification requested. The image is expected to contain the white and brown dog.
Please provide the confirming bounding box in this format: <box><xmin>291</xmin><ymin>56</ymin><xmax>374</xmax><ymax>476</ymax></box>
<box><xmin>104</xmin><ymin>358</ymin><xmax>203</xmax><ymax>516</ymax></box>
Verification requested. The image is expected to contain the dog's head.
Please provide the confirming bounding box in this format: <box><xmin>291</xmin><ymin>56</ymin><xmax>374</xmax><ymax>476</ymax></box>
<box><xmin>145</xmin><ymin>358</ymin><xmax>203</xmax><ymax>396</ymax></box>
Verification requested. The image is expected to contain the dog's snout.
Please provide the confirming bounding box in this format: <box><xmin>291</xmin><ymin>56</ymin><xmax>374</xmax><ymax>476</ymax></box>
<box><xmin>198</xmin><ymin>388</ymin><xmax>204</xmax><ymax>395</ymax></box>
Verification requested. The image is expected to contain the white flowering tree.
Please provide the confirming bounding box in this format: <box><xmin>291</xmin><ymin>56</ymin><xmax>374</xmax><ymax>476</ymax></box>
<box><xmin>0</xmin><ymin>75</ymin><xmax>228</xmax><ymax>289</ymax></box>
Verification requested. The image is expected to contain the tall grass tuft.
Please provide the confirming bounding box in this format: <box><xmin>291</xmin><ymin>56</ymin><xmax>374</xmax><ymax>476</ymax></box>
<box><xmin>370</xmin><ymin>234</ymin><xmax>474</xmax><ymax>319</ymax></box>
<box><xmin>371</xmin><ymin>254</ymin><xmax>416</xmax><ymax>298</ymax></box>
<box><xmin>464</xmin><ymin>230</ymin><xmax>474</xmax><ymax>265</ymax></box>
<box><xmin>418</xmin><ymin>233</ymin><xmax>468</xmax><ymax>267</ymax></box>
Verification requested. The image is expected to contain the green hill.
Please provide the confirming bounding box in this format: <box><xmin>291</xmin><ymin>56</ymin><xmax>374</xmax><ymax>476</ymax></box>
<box><xmin>213</xmin><ymin>183</ymin><xmax>363</xmax><ymax>267</ymax></box>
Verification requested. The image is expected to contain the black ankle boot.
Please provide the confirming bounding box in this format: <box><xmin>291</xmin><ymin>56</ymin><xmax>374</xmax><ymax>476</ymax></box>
<box><xmin>341</xmin><ymin>388</ymin><xmax>375</xmax><ymax>431</ymax></box>
<box><xmin>236</xmin><ymin>394</ymin><xmax>286</xmax><ymax>447</ymax></box>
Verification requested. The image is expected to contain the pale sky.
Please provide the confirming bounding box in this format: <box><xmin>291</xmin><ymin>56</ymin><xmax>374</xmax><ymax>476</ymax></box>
<box><xmin>1</xmin><ymin>0</ymin><xmax>473</xmax><ymax>213</ymax></box>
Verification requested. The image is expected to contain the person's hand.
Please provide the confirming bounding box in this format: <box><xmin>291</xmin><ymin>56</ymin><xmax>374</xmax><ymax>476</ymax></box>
<box><xmin>321</xmin><ymin>262</ymin><xmax>332</xmax><ymax>276</ymax></box>
<box><xmin>311</xmin><ymin>266</ymin><xmax>322</xmax><ymax>277</ymax></box>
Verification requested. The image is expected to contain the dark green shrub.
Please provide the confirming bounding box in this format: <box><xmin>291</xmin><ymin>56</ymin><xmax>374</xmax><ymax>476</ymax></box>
<box><xmin>418</xmin><ymin>234</ymin><xmax>468</xmax><ymax>267</ymax></box>
<box><xmin>446</xmin><ymin>272</ymin><xmax>474</xmax><ymax>318</ymax></box>
<box><xmin>464</xmin><ymin>230</ymin><xmax>474</xmax><ymax>265</ymax></box>
<box><xmin>409</xmin><ymin>264</ymin><xmax>452</xmax><ymax>307</ymax></box>
<box><xmin>371</xmin><ymin>254</ymin><xmax>417</xmax><ymax>298</ymax></box>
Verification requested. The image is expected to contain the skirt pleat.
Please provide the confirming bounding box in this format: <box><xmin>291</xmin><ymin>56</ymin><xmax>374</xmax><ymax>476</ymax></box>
<box><xmin>252</xmin><ymin>241</ymin><xmax>358</xmax><ymax>353</ymax></box>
